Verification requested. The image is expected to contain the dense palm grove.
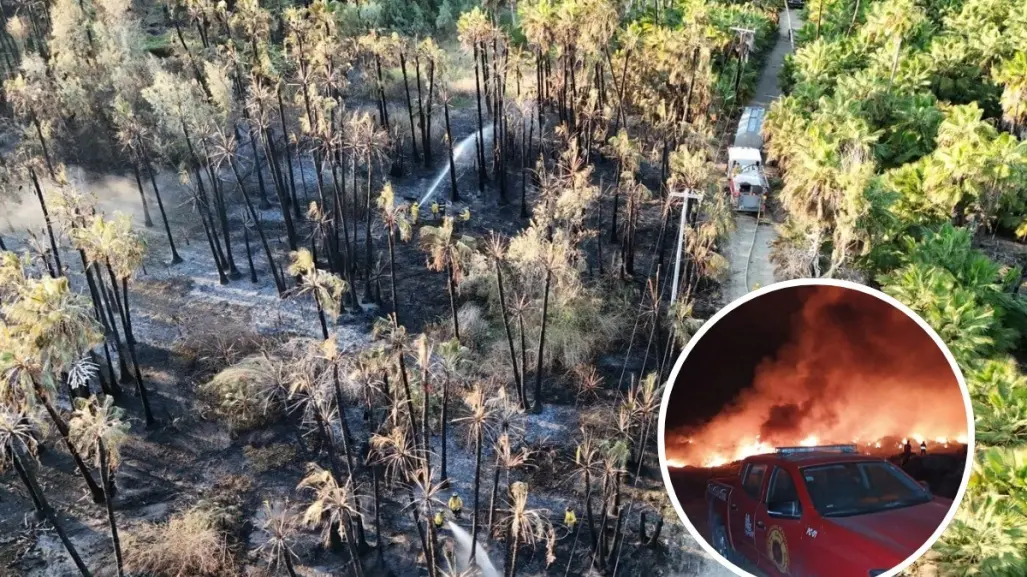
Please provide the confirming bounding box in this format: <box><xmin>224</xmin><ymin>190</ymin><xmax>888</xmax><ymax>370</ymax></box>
<box><xmin>0</xmin><ymin>0</ymin><xmax>781</xmax><ymax>575</ymax></box>
<box><xmin>764</xmin><ymin>0</ymin><xmax>1027</xmax><ymax>574</ymax></box>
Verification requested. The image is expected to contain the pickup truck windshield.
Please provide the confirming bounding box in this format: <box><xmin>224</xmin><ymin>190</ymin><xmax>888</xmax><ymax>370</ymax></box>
<box><xmin>800</xmin><ymin>461</ymin><xmax>931</xmax><ymax>518</ymax></box>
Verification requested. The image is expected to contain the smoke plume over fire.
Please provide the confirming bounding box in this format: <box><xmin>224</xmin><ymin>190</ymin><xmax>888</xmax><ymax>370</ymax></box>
<box><xmin>665</xmin><ymin>286</ymin><xmax>969</xmax><ymax>468</ymax></box>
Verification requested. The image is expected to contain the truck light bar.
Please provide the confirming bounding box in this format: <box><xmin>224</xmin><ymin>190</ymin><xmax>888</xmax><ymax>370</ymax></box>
<box><xmin>776</xmin><ymin>444</ymin><xmax>858</xmax><ymax>455</ymax></box>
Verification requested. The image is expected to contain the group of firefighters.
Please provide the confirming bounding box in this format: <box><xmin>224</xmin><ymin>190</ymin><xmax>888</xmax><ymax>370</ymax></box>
<box><xmin>432</xmin><ymin>492</ymin><xmax>578</xmax><ymax>533</ymax></box>
<box><xmin>412</xmin><ymin>201</ymin><xmax>471</xmax><ymax>224</ymax></box>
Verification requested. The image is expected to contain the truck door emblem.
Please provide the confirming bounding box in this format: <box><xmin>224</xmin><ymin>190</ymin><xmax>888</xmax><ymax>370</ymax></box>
<box><xmin>767</xmin><ymin>526</ymin><xmax>790</xmax><ymax>574</ymax></box>
<box><xmin>744</xmin><ymin>514</ymin><xmax>754</xmax><ymax>537</ymax></box>
<box><xmin>806</xmin><ymin>527</ymin><xmax>818</xmax><ymax>539</ymax></box>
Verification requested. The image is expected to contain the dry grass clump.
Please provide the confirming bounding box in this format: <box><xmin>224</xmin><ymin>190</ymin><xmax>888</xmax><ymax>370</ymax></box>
<box><xmin>243</xmin><ymin>443</ymin><xmax>298</xmax><ymax>473</ymax></box>
<box><xmin>123</xmin><ymin>506</ymin><xmax>233</xmax><ymax>576</ymax></box>
<box><xmin>175</xmin><ymin>324</ymin><xmax>271</xmax><ymax>378</ymax></box>
<box><xmin>456</xmin><ymin>302</ymin><xmax>491</xmax><ymax>345</ymax></box>
<box><xmin>198</xmin><ymin>353</ymin><xmax>286</xmax><ymax>432</ymax></box>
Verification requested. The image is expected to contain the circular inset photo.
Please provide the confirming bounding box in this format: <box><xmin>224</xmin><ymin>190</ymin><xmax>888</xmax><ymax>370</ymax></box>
<box><xmin>657</xmin><ymin>279</ymin><xmax>974</xmax><ymax>577</ymax></box>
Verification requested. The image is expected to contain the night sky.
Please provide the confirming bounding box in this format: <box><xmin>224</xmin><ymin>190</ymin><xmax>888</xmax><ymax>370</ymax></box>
<box><xmin>664</xmin><ymin>285</ymin><xmax>809</xmax><ymax>430</ymax></box>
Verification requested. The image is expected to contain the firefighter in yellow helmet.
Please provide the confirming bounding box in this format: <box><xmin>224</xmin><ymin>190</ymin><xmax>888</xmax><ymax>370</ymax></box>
<box><xmin>564</xmin><ymin>506</ymin><xmax>577</xmax><ymax>532</ymax></box>
<box><xmin>431</xmin><ymin>201</ymin><xmax>441</xmax><ymax>220</ymax></box>
<box><xmin>410</xmin><ymin>202</ymin><xmax>420</xmax><ymax>224</ymax></box>
<box><xmin>448</xmin><ymin>492</ymin><xmax>464</xmax><ymax>519</ymax></box>
<box><xmin>434</xmin><ymin>510</ymin><xmax>445</xmax><ymax>529</ymax></box>
<box><xmin>459</xmin><ymin>207</ymin><xmax>471</xmax><ymax>222</ymax></box>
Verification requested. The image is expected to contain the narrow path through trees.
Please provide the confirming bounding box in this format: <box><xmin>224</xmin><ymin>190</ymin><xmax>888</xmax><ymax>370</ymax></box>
<box><xmin>722</xmin><ymin>10</ymin><xmax>802</xmax><ymax>304</ymax></box>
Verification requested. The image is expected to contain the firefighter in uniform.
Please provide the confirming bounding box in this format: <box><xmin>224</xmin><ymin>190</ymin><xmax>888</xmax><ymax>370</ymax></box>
<box><xmin>920</xmin><ymin>441</ymin><xmax>927</xmax><ymax>456</ymax></box>
<box><xmin>448</xmin><ymin>493</ymin><xmax>464</xmax><ymax>519</ymax></box>
<box><xmin>431</xmin><ymin>201</ymin><xmax>441</xmax><ymax>220</ymax></box>
<box><xmin>434</xmin><ymin>511</ymin><xmax>445</xmax><ymax>530</ymax></box>
<box><xmin>564</xmin><ymin>507</ymin><xmax>577</xmax><ymax>532</ymax></box>
<box><xmin>410</xmin><ymin>202</ymin><xmax>420</xmax><ymax>223</ymax></box>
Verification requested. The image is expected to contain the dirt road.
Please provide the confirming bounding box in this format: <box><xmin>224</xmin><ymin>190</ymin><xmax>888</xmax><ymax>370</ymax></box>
<box><xmin>721</xmin><ymin>10</ymin><xmax>802</xmax><ymax>306</ymax></box>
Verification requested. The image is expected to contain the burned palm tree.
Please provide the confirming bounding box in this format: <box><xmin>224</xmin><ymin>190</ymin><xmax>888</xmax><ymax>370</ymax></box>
<box><xmin>297</xmin><ymin>464</ymin><xmax>366</xmax><ymax>577</ymax></box>
<box><xmin>254</xmin><ymin>500</ymin><xmax>302</xmax><ymax>577</ymax></box>
<box><xmin>501</xmin><ymin>481</ymin><xmax>556</xmax><ymax>577</ymax></box>
<box><xmin>454</xmin><ymin>383</ymin><xmax>496</xmax><ymax>563</ymax></box>
<box><xmin>406</xmin><ymin>466</ymin><xmax>448</xmax><ymax>577</ymax></box>
<box><xmin>287</xmin><ymin>248</ymin><xmax>349</xmax><ymax>339</ymax></box>
<box><xmin>0</xmin><ymin>407</ymin><xmax>93</xmax><ymax>577</ymax></box>
<box><xmin>482</xmin><ymin>233</ymin><xmax>524</xmax><ymax>406</ymax></box>
<box><xmin>419</xmin><ymin>217</ymin><xmax>476</xmax><ymax>342</ymax></box>
<box><xmin>69</xmin><ymin>396</ymin><xmax>130</xmax><ymax>577</ymax></box>
<box><xmin>376</xmin><ymin>182</ymin><xmax>413</xmax><ymax>326</ymax></box>
<box><xmin>371</xmin><ymin>318</ymin><xmax>420</xmax><ymax>445</ymax></box>
<box><xmin>436</xmin><ymin>337</ymin><xmax>469</xmax><ymax>483</ymax></box>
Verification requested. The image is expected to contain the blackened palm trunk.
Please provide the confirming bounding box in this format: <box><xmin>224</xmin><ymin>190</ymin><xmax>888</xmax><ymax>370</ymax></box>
<box><xmin>140</xmin><ymin>149</ymin><xmax>183</xmax><ymax>264</ymax></box>
<box><xmin>107</xmin><ymin>274</ymin><xmax>155</xmax><ymax>427</ymax></box>
<box><xmin>230</xmin><ymin>158</ymin><xmax>286</xmax><ymax>295</ymax></box>
<box><xmin>415</xmin><ymin>57</ymin><xmax>430</xmax><ymax>166</ymax></box>
<box><xmin>245</xmin><ymin>226</ymin><xmax>258</xmax><ymax>282</ymax></box>
<box><xmin>399</xmin><ymin>53</ymin><xmax>420</xmax><ymax>161</ymax></box>
<box><xmin>522</xmin><ymin>119</ymin><xmax>532</xmax><ymax>218</ymax></box>
<box><xmin>397</xmin><ymin>354</ymin><xmax>422</xmax><ymax>449</ymax></box>
<box><xmin>98</xmin><ymin>442</ymin><xmax>124</xmax><ymax>577</ymax></box>
<box><xmin>387</xmin><ymin>230</ymin><xmax>401</xmax><ymax>326</ymax></box>
<box><xmin>517</xmin><ymin>315</ymin><xmax>527</xmax><ymax>405</ymax></box>
<box><xmin>206</xmin><ymin>145</ymin><xmax>242</xmax><ymax>279</ymax></box>
<box><xmin>36</xmin><ymin>392</ymin><xmax>105</xmax><ymax>503</ymax></box>
<box><xmin>12</xmin><ymin>446</ymin><xmax>93</xmax><ymax>577</ymax></box>
<box><xmin>473</xmin><ymin>43</ymin><xmax>487</xmax><ymax>192</ymax></box>
<box><xmin>494</xmin><ymin>261</ymin><xmax>523</xmax><ymax>407</ymax></box>
<box><xmin>441</xmin><ymin>376</ymin><xmax>450</xmax><ymax>481</ymax></box>
<box><xmin>444</xmin><ymin>98</ymin><xmax>459</xmax><ymax>201</ymax></box>
<box><xmin>469</xmin><ymin>429</ymin><xmax>483</xmax><ymax>563</ymax></box>
<box><xmin>371</xmin><ymin>462</ymin><xmax>385</xmax><ymax>567</ymax></box>
<box><xmin>363</xmin><ymin>163</ymin><xmax>375</xmax><ymax>302</ymax></box>
<box><xmin>374</xmin><ymin>56</ymin><xmax>390</xmax><ymax>131</ymax></box>
<box><xmin>244</xmin><ymin>119</ymin><xmax>272</xmax><ymax>209</ymax></box>
<box><xmin>30</xmin><ymin>168</ymin><xmax>62</xmax><ymax>277</ymax></box>
<box><xmin>332</xmin><ymin>364</ymin><xmax>356</xmax><ymax>477</ymax></box>
<box><xmin>486</xmin><ymin>450</ymin><xmax>502</xmax><ymax>530</ymax></box>
<box><xmin>340</xmin><ymin>511</ymin><xmax>365</xmax><ymax>577</ymax></box>
<box><xmin>276</xmin><ymin>85</ymin><xmax>302</xmax><ymax>221</ymax></box>
<box><xmin>446</xmin><ymin>261</ymin><xmax>461</xmax><ymax>342</ymax></box>
<box><xmin>532</xmin><ymin>268</ymin><xmax>552</xmax><ymax>411</ymax></box>
<box><xmin>131</xmin><ymin>163</ymin><xmax>154</xmax><ymax>227</ymax></box>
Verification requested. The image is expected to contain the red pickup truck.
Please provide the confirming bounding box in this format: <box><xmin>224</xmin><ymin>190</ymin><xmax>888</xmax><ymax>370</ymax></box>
<box><xmin>705</xmin><ymin>445</ymin><xmax>952</xmax><ymax>577</ymax></box>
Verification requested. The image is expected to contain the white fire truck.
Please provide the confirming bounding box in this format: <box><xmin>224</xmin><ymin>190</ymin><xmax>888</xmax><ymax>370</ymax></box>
<box><xmin>728</xmin><ymin>106</ymin><xmax>769</xmax><ymax>214</ymax></box>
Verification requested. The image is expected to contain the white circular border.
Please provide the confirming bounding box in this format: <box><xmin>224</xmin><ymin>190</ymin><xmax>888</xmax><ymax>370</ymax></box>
<box><xmin>656</xmin><ymin>278</ymin><xmax>976</xmax><ymax>577</ymax></box>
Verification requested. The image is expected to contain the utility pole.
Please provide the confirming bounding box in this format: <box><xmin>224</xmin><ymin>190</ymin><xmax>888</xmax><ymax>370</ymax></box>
<box><xmin>669</xmin><ymin>189</ymin><xmax>704</xmax><ymax>306</ymax></box>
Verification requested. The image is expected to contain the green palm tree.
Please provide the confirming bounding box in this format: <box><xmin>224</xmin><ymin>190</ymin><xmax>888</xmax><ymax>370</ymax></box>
<box><xmin>1</xmin><ymin>276</ymin><xmax>108</xmax><ymax>502</ymax></box>
<box><xmin>69</xmin><ymin>395</ymin><xmax>130</xmax><ymax>577</ymax></box>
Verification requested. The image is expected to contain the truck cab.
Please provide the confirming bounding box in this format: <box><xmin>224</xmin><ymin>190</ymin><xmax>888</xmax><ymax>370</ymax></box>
<box><xmin>706</xmin><ymin>445</ymin><xmax>952</xmax><ymax>577</ymax></box>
